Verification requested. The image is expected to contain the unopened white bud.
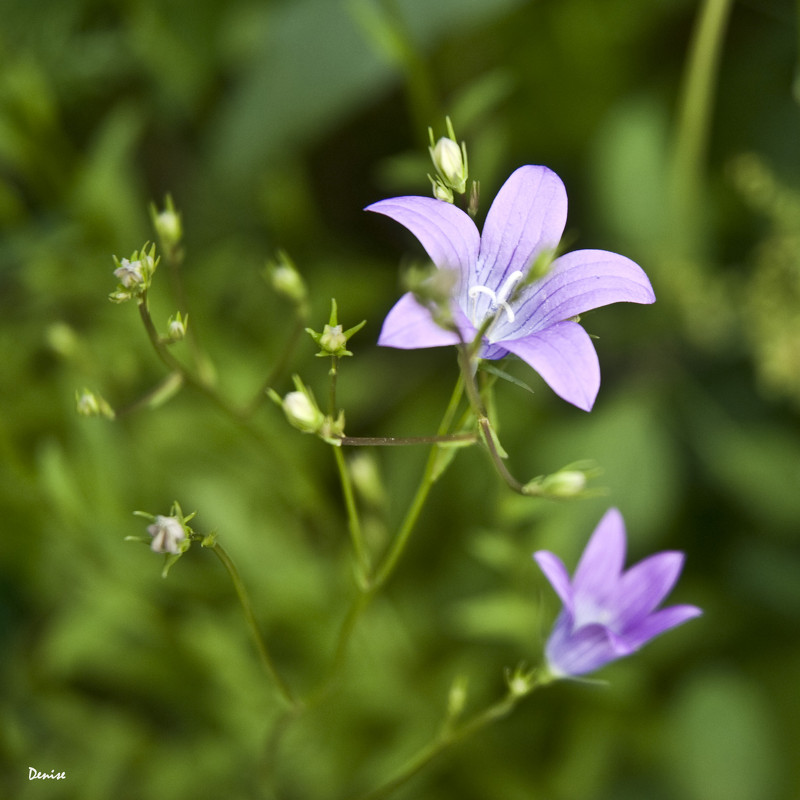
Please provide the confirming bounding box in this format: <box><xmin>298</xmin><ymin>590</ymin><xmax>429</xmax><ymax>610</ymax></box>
<box><xmin>167</xmin><ymin>312</ymin><xmax>188</xmax><ymax>342</ymax></box>
<box><xmin>147</xmin><ymin>515</ymin><xmax>186</xmax><ymax>555</ymax></box>
<box><xmin>75</xmin><ymin>389</ymin><xmax>114</xmax><ymax>419</ymax></box>
<box><xmin>283</xmin><ymin>391</ymin><xmax>325</xmax><ymax>434</ymax></box>
<box><xmin>114</xmin><ymin>258</ymin><xmax>144</xmax><ymax>288</ymax></box>
<box><xmin>433</xmin><ymin>137</ymin><xmax>466</xmax><ymax>190</ymax></box>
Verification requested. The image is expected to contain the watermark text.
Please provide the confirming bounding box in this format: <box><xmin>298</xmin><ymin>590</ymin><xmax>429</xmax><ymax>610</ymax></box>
<box><xmin>29</xmin><ymin>768</ymin><xmax>66</xmax><ymax>781</ymax></box>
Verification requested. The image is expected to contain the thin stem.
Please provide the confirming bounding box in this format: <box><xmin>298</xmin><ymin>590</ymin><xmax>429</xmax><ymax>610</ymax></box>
<box><xmin>113</xmin><ymin>371</ymin><xmax>184</xmax><ymax>417</ymax></box>
<box><xmin>670</xmin><ymin>0</ymin><xmax>733</xmax><ymax>243</ymax></box>
<box><xmin>457</xmin><ymin>344</ymin><xmax>526</xmax><ymax>495</ymax></box>
<box><xmin>333</xmin><ymin>446</ymin><xmax>370</xmax><ymax>575</ymax></box>
<box><xmin>161</xmin><ymin>243</ymin><xmax>216</xmax><ymax>385</ymax></box>
<box><xmin>478</xmin><ymin>417</ymin><xmax>524</xmax><ymax>494</ymax></box>
<box><xmin>137</xmin><ymin>296</ymin><xmax>276</xmax><ymax>444</ymax></box>
<box><xmin>210</xmin><ymin>543</ymin><xmax>300</xmax><ymax>709</ymax></box>
<box><xmin>329</xmin><ymin>355</ymin><xmax>340</xmax><ymax>416</ymax></box>
<box><xmin>352</xmin><ymin>0</ymin><xmax>439</xmax><ymax>142</ymax></box>
<box><xmin>353</xmin><ymin>685</ymin><xmax>541</xmax><ymax>800</ymax></box>
<box><xmin>370</xmin><ymin>373</ymin><xmax>465</xmax><ymax>589</ymax></box>
<box><xmin>316</xmin><ymin>374</ymin><xmax>467</xmax><ymax>693</ymax></box>
<box><xmin>340</xmin><ymin>433</ymin><xmax>476</xmax><ymax>446</ymax></box>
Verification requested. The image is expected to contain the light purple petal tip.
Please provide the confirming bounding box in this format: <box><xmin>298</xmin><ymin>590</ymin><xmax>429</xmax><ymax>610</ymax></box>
<box><xmin>502</xmin><ymin>321</ymin><xmax>600</xmax><ymax>411</ymax></box>
<box><xmin>573</xmin><ymin>508</ymin><xmax>627</xmax><ymax>602</ymax></box>
<box><xmin>478</xmin><ymin>166</ymin><xmax>568</xmax><ymax>289</ymax></box>
<box><xmin>366</xmin><ymin>197</ymin><xmax>479</xmax><ymax>288</ymax></box>
<box><xmin>517</xmin><ymin>250</ymin><xmax>656</xmax><ymax>332</ymax></box>
<box><xmin>622</xmin><ymin>604</ymin><xmax>703</xmax><ymax>651</ymax></box>
<box><xmin>377</xmin><ymin>292</ymin><xmax>461</xmax><ymax>349</ymax></box>
<box><xmin>614</xmin><ymin>551</ymin><xmax>686</xmax><ymax>628</ymax></box>
<box><xmin>533</xmin><ymin>551</ymin><xmax>573</xmax><ymax>611</ymax></box>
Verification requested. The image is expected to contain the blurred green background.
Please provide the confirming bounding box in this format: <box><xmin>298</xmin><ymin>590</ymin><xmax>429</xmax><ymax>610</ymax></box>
<box><xmin>2</xmin><ymin>0</ymin><xmax>800</xmax><ymax>798</ymax></box>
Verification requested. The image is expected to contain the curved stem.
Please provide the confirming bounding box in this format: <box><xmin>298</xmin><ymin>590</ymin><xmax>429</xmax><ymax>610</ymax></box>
<box><xmin>370</xmin><ymin>373</ymin><xmax>465</xmax><ymax>589</ymax></box>
<box><xmin>353</xmin><ymin>682</ymin><xmax>543</xmax><ymax>800</ymax></box>
<box><xmin>137</xmin><ymin>296</ymin><xmax>281</xmax><ymax>451</ymax></box>
<box><xmin>314</xmin><ymin>374</ymin><xmax>467</xmax><ymax>697</ymax></box>
<box><xmin>210</xmin><ymin>543</ymin><xmax>300</xmax><ymax>710</ymax></box>
<box><xmin>457</xmin><ymin>344</ymin><xmax>526</xmax><ymax>495</ymax></box>
<box><xmin>478</xmin><ymin>417</ymin><xmax>524</xmax><ymax>494</ymax></box>
<box><xmin>113</xmin><ymin>371</ymin><xmax>184</xmax><ymax>417</ymax></box>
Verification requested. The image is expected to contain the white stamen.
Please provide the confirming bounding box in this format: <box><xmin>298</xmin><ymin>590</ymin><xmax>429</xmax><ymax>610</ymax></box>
<box><xmin>467</xmin><ymin>270</ymin><xmax>525</xmax><ymax>326</ymax></box>
<box><xmin>496</xmin><ymin>270</ymin><xmax>524</xmax><ymax>304</ymax></box>
<box><xmin>468</xmin><ymin>285</ymin><xmax>497</xmax><ymax>302</ymax></box>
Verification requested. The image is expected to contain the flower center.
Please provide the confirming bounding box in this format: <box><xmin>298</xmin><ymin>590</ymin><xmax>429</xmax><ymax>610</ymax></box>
<box><xmin>467</xmin><ymin>270</ymin><xmax>524</xmax><ymax>329</ymax></box>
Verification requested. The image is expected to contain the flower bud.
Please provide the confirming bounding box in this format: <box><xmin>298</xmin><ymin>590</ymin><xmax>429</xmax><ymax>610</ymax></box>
<box><xmin>266</xmin><ymin>250</ymin><xmax>308</xmax><ymax>309</ymax></box>
<box><xmin>428</xmin><ymin>116</ymin><xmax>468</xmax><ymax>194</ymax></box>
<box><xmin>522</xmin><ymin>461</ymin><xmax>601</xmax><ymax>499</ymax></box>
<box><xmin>305</xmin><ymin>299</ymin><xmax>366</xmax><ymax>358</ymax></box>
<box><xmin>167</xmin><ymin>312</ymin><xmax>188</xmax><ymax>342</ymax></box>
<box><xmin>75</xmin><ymin>388</ymin><xmax>114</xmax><ymax>419</ymax></box>
<box><xmin>150</xmin><ymin>194</ymin><xmax>183</xmax><ymax>250</ymax></box>
<box><xmin>429</xmin><ymin>175</ymin><xmax>454</xmax><ymax>203</ymax></box>
<box><xmin>319</xmin><ymin>324</ymin><xmax>347</xmax><ymax>353</ymax></box>
<box><xmin>113</xmin><ymin>258</ymin><xmax>144</xmax><ymax>288</ymax></box>
<box><xmin>432</xmin><ymin>137</ymin><xmax>466</xmax><ymax>191</ymax></box>
<box><xmin>282</xmin><ymin>391</ymin><xmax>325</xmax><ymax>434</ymax></box>
<box><xmin>47</xmin><ymin>322</ymin><xmax>79</xmax><ymax>359</ymax></box>
<box><xmin>447</xmin><ymin>675</ymin><xmax>469</xmax><ymax>719</ymax></box>
<box><xmin>110</xmin><ymin>243</ymin><xmax>159</xmax><ymax>301</ymax></box>
<box><xmin>505</xmin><ymin>664</ymin><xmax>537</xmax><ymax>698</ymax></box>
<box><xmin>349</xmin><ymin>452</ymin><xmax>385</xmax><ymax>508</ymax></box>
<box><xmin>147</xmin><ymin>515</ymin><xmax>187</xmax><ymax>555</ymax></box>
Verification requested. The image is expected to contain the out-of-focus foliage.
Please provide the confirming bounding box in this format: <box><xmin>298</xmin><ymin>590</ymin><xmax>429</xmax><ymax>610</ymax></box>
<box><xmin>2</xmin><ymin>0</ymin><xmax>799</xmax><ymax>798</ymax></box>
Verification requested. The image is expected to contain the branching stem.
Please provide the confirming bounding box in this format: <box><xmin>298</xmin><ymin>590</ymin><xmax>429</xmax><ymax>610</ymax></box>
<box><xmin>210</xmin><ymin>543</ymin><xmax>300</xmax><ymax>710</ymax></box>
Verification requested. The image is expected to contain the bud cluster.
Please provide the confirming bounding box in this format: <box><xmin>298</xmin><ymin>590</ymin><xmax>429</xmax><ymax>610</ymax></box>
<box><xmin>109</xmin><ymin>243</ymin><xmax>159</xmax><ymax>303</ymax></box>
<box><xmin>428</xmin><ymin>117</ymin><xmax>469</xmax><ymax>203</ymax></box>
<box><xmin>149</xmin><ymin>194</ymin><xmax>183</xmax><ymax>255</ymax></box>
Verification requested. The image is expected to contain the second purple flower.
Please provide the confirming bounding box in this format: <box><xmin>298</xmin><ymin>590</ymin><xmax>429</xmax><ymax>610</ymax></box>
<box><xmin>367</xmin><ymin>165</ymin><xmax>655</xmax><ymax>411</ymax></box>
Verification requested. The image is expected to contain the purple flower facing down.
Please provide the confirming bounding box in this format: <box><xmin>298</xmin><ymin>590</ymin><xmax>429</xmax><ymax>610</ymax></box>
<box><xmin>533</xmin><ymin>508</ymin><xmax>701</xmax><ymax>678</ymax></box>
<box><xmin>367</xmin><ymin>166</ymin><xmax>655</xmax><ymax>411</ymax></box>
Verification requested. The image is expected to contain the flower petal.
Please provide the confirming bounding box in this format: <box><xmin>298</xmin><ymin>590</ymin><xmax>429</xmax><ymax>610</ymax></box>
<box><xmin>533</xmin><ymin>551</ymin><xmax>574</xmax><ymax>612</ymax></box>
<box><xmin>477</xmin><ymin>165</ymin><xmax>568</xmax><ymax>291</ymax></box>
<box><xmin>502</xmin><ymin>321</ymin><xmax>600</xmax><ymax>411</ymax></box>
<box><xmin>545</xmin><ymin>615</ymin><xmax>620</xmax><ymax>677</ymax></box>
<box><xmin>612</xmin><ymin>551</ymin><xmax>686</xmax><ymax>629</ymax></box>
<box><xmin>378</xmin><ymin>292</ymin><xmax>462</xmax><ymax>349</ymax></box>
<box><xmin>510</xmin><ymin>249</ymin><xmax>655</xmax><ymax>335</ymax></box>
<box><xmin>366</xmin><ymin>196</ymin><xmax>479</xmax><ymax>292</ymax></box>
<box><xmin>572</xmin><ymin>508</ymin><xmax>627</xmax><ymax>611</ymax></box>
<box><xmin>620</xmin><ymin>604</ymin><xmax>703</xmax><ymax>651</ymax></box>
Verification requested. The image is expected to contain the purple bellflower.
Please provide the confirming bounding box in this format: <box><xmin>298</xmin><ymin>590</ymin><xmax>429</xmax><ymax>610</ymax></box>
<box><xmin>533</xmin><ymin>508</ymin><xmax>701</xmax><ymax>678</ymax></box>
<box><xmin>367</xmin><ymin>166</ymin><xmax>655</xmax><ymax>411</ymax></box>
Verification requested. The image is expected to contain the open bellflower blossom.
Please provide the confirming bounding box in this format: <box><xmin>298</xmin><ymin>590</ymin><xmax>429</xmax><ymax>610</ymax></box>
<box><xmin>367</xmin><ymin>166</ymin><xmax>655</xmax><ymax>410</ymax></box>
<box><xmin>533</xmin><ymin>508</ymin><xmax>701</xmax><ymax>678</ymax></box>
